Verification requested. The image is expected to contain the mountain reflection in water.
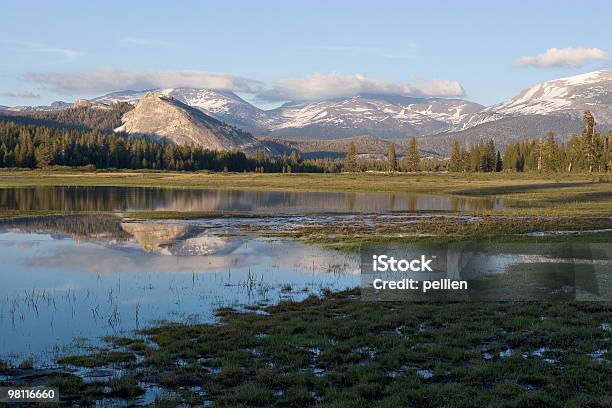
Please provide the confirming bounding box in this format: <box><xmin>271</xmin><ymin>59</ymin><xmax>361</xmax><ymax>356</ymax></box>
<box><xmin>0</xmin><ymin>215</ymin><xmax>609</xmax><ymax>363</ymax></box>
<box><xmin>0</xmin><ymin>215</ymin><xmax>359</xmax><ymax>361</ymax></box>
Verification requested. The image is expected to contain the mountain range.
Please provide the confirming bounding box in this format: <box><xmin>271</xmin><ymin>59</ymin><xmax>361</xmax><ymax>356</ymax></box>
<box><xmin>92</xmin><ymin>88</ymin><xmax>485</xmax><ymax>139</ymax></box>
<box><xmin>2</xmin><ymin>70</ymin><xmax>611</xmax><ymax>154</ymax></box>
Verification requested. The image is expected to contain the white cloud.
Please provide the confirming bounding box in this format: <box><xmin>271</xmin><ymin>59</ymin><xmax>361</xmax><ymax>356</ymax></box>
<box><xmin>1</xmin><ymin>90</ymin><xmax>40</xmax><ymax>98</ymax></box>
<box><xmin>516</xmin><ymin>47</ymin><xmax>608</xmax><ymax>68</ymax></box>
<box><xmin>259</xmin><ymin>72</ymin><xmax>465</xmax><ymax>101</ymax></box>
<box><xmin>24</xmin><ymin>69</ymin><xmax>465</xmax><ymax>101</ymax></box>
<box><xmin>413</xmin><ymin>79</ymin><xmax>466</xmax><ymax>98</ymax></box>
<box><xmin>24</xmin><ymin>69</ymin><xmax>264</xmax><ymax>95</ymax></box>
<box><xmin>260</xmin><ymin>73</ymin><xmax>409</xmax><ymax>101</ymax></box>
<box><xmin>1</xmin><ymin>40</ymin><xmax>83</xmax><ymax>59</ymax></box>
<box><xmin>37</xmin><ymin>47</ymin><xmax>83</xmax><ymax>59</ymax></box>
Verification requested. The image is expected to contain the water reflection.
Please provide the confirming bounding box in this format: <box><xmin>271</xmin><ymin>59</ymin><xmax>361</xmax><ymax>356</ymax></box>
<box><xmin>0</xmin><ymin>186</ymin><xmax>504</xmax><ymax>213</ymax></box>
<box><xmin>1</xmin><ymin>215</ymin><xmax>607</xmax><ymax>364</ymax></box>
<box><xmin>0</xmin><ymin>216</ymin><xmax>360</xmax><ymax>361</ymax></box>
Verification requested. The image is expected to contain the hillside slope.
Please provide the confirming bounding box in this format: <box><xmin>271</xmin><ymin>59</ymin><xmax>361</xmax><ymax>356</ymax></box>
<box><xmin>115</xmin><ymin>93</ymin><xmax>263</xmax><ymax>153</ymax></box>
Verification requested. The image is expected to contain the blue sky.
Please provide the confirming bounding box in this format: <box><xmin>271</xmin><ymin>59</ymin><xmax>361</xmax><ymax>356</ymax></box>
<box><xmin>1</xmin><ymin>0</ymin><xmax>611</xmax><ymax>108</ymax></box>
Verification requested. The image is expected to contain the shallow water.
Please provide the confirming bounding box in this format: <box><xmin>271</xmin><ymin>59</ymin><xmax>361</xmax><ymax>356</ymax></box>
<box><xmin>0</xmin><ymin>220</ymin><xmax>360</xmax><ymax>363</ymax></box>
<box><xmin>0</xmin><ymin>213</ymin><xmax>609</xmax><ymax>365</ymax></box>
<box><xmin>0</xmin><ymin>186</ymin><xmax>504</xmax><ymax>213</ymax></box>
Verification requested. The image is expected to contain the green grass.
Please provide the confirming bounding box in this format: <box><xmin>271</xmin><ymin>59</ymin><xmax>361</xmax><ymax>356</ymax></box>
<box><xmin>41</xmin><ymin>289</ymin><xmax>611</xmax><ymax>407</ymax></box>
<box><xmin>107</xmin><ymin>374</ymin><xmax>144</xmax><ymax>398</ymax></box>
<box><xmin>43</xmin><ymin>372</ymin><xmax>142</xmax><ymax>405</ymax></box>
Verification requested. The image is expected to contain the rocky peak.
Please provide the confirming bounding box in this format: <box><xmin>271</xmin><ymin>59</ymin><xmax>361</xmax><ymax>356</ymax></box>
<box><xmin>115</xmin><ymin>92</ymin><xmax>264</xmax><ymax>154</ymax></box>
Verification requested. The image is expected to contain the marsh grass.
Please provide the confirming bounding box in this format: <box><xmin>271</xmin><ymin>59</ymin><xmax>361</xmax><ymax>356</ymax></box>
<box><xmin>27</xmin><ymin>290</ymin><xmax>611</xmax><ymax>407</ymax></box>
<box><xmin>57</xmin><ymin>351</ymin><xmax>135</xmax><ymax>367</ymax></box>
<box><xmin>253</xmin><ymin>215</ymin><xmax>612</xmax><ymax>249</ymax></box>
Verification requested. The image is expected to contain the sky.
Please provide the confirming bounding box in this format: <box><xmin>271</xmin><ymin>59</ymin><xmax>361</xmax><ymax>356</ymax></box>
<box><xmin>1</xmin><ymin>0</ymin><xmax>611</xmax><ymax>109</ymax></box>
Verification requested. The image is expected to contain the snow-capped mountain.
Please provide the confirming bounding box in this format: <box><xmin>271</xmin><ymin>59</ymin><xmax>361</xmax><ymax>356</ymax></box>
<box><xmin>94</xmin><ymin>89</ymin><xmax>484</xmax><ymax>138</ymax></box>
<box><xmin>92</xmin><ymin>90</ymin><xmax>152</xmax><ymax>104</ymax></box>
<box><xmin>420</xmin><ymin>70</ymin><xmax>612</xmax><ymax>154</ymax></box>
<box><xmin>170</xmin><ymin>88</ymin><xmax>275</xmax><ymax>133</ymax></box>
<box><xmin>456</xmin><ymin>70</ymin><xmax>612</xmax><ymax>131</ymax></box>
<box><xmin>93</xmin><ymin>88</ymin><xmax>273</xmax><ymax>134</ymax></box>
<box><xmin>267</xmin><ymin>95</ymin><xmax>483</xmax><ymax>139</ymax></box>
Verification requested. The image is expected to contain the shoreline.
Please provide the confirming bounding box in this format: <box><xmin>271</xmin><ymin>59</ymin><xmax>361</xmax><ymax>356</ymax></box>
<box><xmin>0</xmin><ymin>170</ymin><xmax>610</xmax><ymax>217</ymax></box>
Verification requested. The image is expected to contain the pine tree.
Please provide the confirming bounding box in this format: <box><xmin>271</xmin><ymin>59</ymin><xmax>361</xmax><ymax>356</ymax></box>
<box><xmin>566</xmin><ymin>134</ymin><xmax>582</xmax><ymax>172</ymax></box>
<box><xmin>582</xmin><ymin>111</ymin><xmax>597</xmax><ymax>173</ymax></box>
<box><xmin>495</xmin><ymin>151</ymin><xmax>503</xmax><ymax>172</ymax></box>
<box><xmin>541</xmin><ymin>131</ymin><xmax>559</xmax><ymax>172</ymax></box>
<box><xmin>255</xmin><ymin>148</ymin><xmax>267</xmax><ymax>165</ymax></box>
<box><xmin>344</xmin><ymin>141</ymin><xmax>357</xmax><ymax>172</ymax></box>
<box><xmin>606</xmin><ymin>131</ymin><xmax>612</xmax><ymax>171</ymax></box>
<box><xmin>405</xmin><ymin>137</ymin><xmax>419</xmax><ymax>172</ymax></box>
<box><xmin>289</xmin><ymin>151</ymin><xmax>300</xmax><ymax>166</ymax></box>
<box><xmin>34</xmin><ymin>142</ymin><xmax>54</xmax><ymax>168</ymax></box>
<box><xmin>469</xmin><ymin>141</ymin><xmax>481</xmax><ymax>172</ymax></box>
<box><xmin>486</xmin><ymin>139</ymin><xmax>496</xmax><ymax>172</ymax></box>
<box><xmin>388</xmin><ymin>144</ymin><xmax>397</xmax><ymax>172</ymax></box>
<box><xmin>449</xmin><ymin>140</ymin><xmax>462</xmax><ymax>172</ymax></box>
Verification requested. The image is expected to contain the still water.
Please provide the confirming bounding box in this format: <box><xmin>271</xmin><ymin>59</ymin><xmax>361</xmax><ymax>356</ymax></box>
<box><xmin>0</xmin><ymin>186</ymin><xmax>504</xmax><ymax>213</ymax></box>
<box><xmin>0</xmin><ymin>216</ymin><xmax>360</xmax><ymax>363</ymax></box>
<box><xmin>0</xmin><ymin>186</ymin><xmax>607</xmax><ymax>366</ymax></box>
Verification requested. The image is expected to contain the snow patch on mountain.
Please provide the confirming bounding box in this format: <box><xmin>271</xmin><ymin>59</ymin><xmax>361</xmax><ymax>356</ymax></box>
<box><xmin>457</xmin><ymin>69</ymin><xmax>612</xmax><ymax>130</ymax></box>
<box><xmin>265</xmin><ymin>95</ymin><xmax>483</xmax><ymax>137</ymax></box>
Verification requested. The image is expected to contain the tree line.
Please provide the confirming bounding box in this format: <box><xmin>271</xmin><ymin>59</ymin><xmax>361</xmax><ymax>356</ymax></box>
<box><xmin>343</xmin><ymin>110</ymin><xmax>611</xmax><ymax>173</ymax></box>
<box><xmin>0</xmin><ymin>103</ymin><xmax>133</xmax><ymax>132</ymax></box>
<box><xmin>450</xmin><ymin>111</ymin><xmax>611</xmax><ymax>173</ymax></box>
<box><xmin>1</xmin><ymin>110</ymin><xmax>610</xmax><ymax>174</ymax></box>
<box><xmin>344</xmin><ymin>137</ymin><xmax>423</xmax><ymax>172</ymax></box>
<box><xmin>0</xmin><ymin>120</ymin><xmax>336</xmax><ymax>173</ymax></box>
<box><xmin>502</xmin><ymin>111</ymin><xmax>611</xmax><ymax>173</ymax></box>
